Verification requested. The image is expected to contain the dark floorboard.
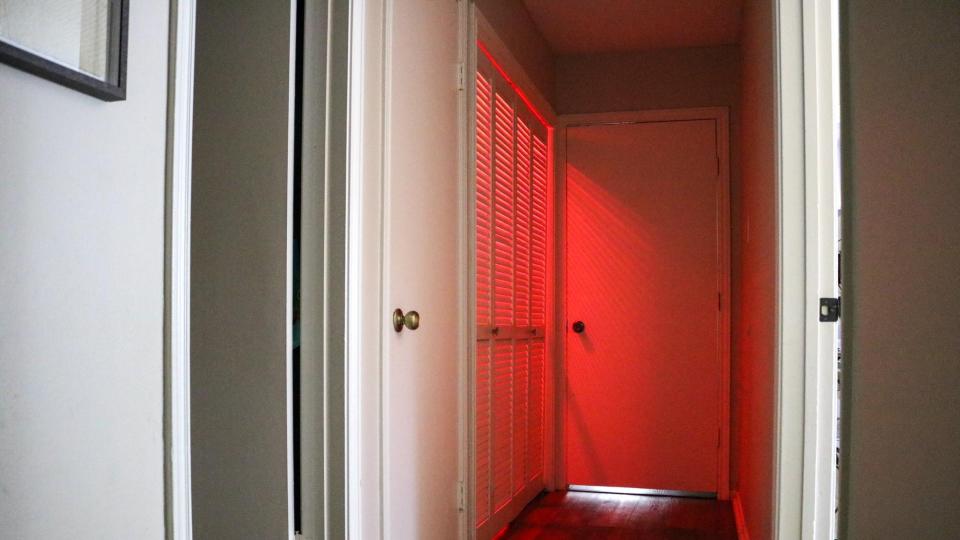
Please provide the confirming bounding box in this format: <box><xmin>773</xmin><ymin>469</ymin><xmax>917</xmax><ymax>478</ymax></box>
<box><xmin>498</xmin><ymin>490</ymin><xmax>738</xmax><ymax>539</ymax></box>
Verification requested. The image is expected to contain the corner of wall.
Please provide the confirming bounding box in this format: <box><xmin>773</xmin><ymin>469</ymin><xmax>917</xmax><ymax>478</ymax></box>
<box><xmin>733</xmin><ymin>491</ymin><xmax>751</xmax><ymax>540</ymax></box>
<box><xmin>732</xmin><ymin>0</ymin><xmax>778</xmax><ymax>539</ymax></box>
<box><xmin>474</xmin><ymin>0</ymin><xmax>557</xmax><ymax>113</ymax></box>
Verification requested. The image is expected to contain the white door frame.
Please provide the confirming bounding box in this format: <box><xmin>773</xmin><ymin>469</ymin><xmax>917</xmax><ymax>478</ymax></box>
<box><xmin>344</xmin><ymin>0</ymin><xmax>387</xmax><ymax>537</ymax></box>
<box><xmin>775</xmin><ymin>0</ymin><xmax>807</xmax><ymax>537</ymax></box>
<box><xmin>460</xmin><ymin>4</ymin><xmax>478</xmax><ymax>538</ymax></box>
<box><xmin>799</xmin><ymin>0</ymin><xmax>841</xmax><ymax>538</ymax></box>
<box><xmin>165</xmin><ymin>0</ymin><xmax>841</xmax><ymax>538</ymax></box>
<box><xmin>552</xmin><ymin>107</ymin><xmax>733</xmax><ymax>500</ymax></box>
<box><xmin>164</xmin><ymin>0</ymin><xmax>319</xmax><ymax>538</ymax></box>
<box><xmin>166</xmin><ymin>0</ymin><xmax>196</xmax><ymax>537</ymax></box>
<box><xmin>776</xmin><ymin>0</ymin><xmax>842</xmax><ymax>539</ymax></box>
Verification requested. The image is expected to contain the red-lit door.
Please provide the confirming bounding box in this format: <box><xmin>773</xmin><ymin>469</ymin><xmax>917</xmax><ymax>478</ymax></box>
<box><xmin>565</xmin><ymin>117</ymin><xmax>726</xmax><ymax>495</ymax></box>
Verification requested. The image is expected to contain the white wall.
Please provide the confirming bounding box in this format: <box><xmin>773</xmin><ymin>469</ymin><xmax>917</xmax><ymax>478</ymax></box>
<box><xmin>736</xmin><ymin>1</ymin><xmax>777</xmax><ymax>538</ymax></box>
<box><xmin>554</xmin><ymin>46</ymin><xmax>740</xmax><ymax>116</ymax></box>
<box><xmin>841</xmin><ymin>0</ymin><xmax>960</xmax><ymax>537</ymax></box>
<box><xmin>0</xmin><ymin>1</ymin><xmax>169</xmax><ymax>538</ymax></box>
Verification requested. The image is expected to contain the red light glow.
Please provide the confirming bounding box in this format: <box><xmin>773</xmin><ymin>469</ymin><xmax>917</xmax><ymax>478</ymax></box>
<box><xmin>477</xmin><ymin>40</ymin><xmax>550</xmax><ymax>129</ymax></box>
<box><xmin>474</xmin><ymin>46</ymin><xmax>553</xmax><ymax>535</ymax></box>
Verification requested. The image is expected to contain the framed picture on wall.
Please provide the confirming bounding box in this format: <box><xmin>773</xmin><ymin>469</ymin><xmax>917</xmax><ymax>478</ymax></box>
<box><xmin>0</xmin><ymin>0</ymin><xmax>128</xmax><ymax>101</ymax></box>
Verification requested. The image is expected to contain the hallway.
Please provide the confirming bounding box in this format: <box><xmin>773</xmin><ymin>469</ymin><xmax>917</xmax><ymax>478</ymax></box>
<box><xmin>498</xmin><ymin>491</ymin><xmax>737</xmax><ymax>539</ymax></box>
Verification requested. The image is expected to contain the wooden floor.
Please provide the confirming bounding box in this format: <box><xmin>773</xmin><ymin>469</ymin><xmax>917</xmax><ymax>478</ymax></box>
<box><xmin>498</xmin><ymin>490</ymin><xmax>738</xmax><ymax>539</ymax></box>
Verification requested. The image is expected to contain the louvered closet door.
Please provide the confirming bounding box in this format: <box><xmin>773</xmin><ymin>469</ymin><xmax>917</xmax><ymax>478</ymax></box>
<box><xmin>475</xmin><ymin>50</ymin><xmax>550</xmax><ymax>539</ymax></box>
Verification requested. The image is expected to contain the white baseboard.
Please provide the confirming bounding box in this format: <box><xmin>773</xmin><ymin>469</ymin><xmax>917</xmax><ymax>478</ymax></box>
<box><xmin>732</xmin><ymin>491</ymin><xmax>749</xmax><ymax>540</ymax></box>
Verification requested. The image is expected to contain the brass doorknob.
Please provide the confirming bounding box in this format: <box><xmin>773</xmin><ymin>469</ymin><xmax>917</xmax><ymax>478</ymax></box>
<box><xmin>393</xmin><ymin>308</ymin><xmax>420</xmax><ymax>332</ymax></box>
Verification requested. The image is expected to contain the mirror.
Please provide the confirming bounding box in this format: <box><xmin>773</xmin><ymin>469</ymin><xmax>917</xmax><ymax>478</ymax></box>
<box><xmin>0</xmin><ymin>0</ymin><xmax>127</xmax><ymax>100</ymax></box>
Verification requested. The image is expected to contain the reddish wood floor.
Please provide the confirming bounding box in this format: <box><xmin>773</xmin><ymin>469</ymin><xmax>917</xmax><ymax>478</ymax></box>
<box><xmin>498</xmin><ymin>490</ymin><xmax>738</xmax><ymax>539</ymax></box>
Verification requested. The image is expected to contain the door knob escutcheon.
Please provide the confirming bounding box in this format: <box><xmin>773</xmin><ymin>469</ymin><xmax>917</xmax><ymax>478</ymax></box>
<box><xmin>393</xmin><ymin>308</ymin><xmax>420</xmax><ymax>332</ymax></box>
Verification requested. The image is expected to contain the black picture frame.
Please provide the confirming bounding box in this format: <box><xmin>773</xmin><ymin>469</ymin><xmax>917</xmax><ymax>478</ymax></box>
<box><xmin>0</xmin><ymin>0</ymin><xmax>129</xmax><ymax>102</ymax></box>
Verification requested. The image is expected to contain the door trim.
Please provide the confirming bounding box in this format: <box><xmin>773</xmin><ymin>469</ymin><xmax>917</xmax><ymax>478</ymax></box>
<box><xmin>800</xmin><ymin>1</ymin><xmax>841</xmax><ymax>538</ymax></box>
<box><xmin>776</xmin><ymin>0</ymin><xmax>809</xmax><ymax>537</ymax></box>
<box><xmin>340</xmin><ymin>0</ymin><xmax>386</xmax><ymax>537</ymax></box>
<box><xmin>554</xmin><ymin>107</ymin><xmax>733</xmax><ymax>500</ymax></box>
<box><xmin>165</xmin><ymin>0</ymin><xmax>303</xmax><ymax>537</ymax></box>
<box><xmin>165</xmin><ymin>0</ymin><xmax>197</xmax><ymax>537</ymax></box>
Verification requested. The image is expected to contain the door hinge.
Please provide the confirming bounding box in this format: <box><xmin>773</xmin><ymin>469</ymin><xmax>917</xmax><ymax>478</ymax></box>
<box><xmin>457</xmin><ymin>481</ymin><xmax>466</xmax><ymax>512</ymax></box>
<box><xmin>456</xmin><ymin>62</ymin><xmax>465</xmax><ymax>91</ymax></box>
<box><xmin>819</xmin><ymin>297</ymin><xmax>841</xmax><ymax>322</ymax></box>
<box><xmin>718</xmin><ymin>292</ymin><xmax>722</xmax><ymax>311</ymax></box>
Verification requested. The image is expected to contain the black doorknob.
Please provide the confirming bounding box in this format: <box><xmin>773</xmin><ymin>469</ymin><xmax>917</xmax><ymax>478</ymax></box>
<box><xmin>572</xmin><ymin>320</ymin><xmax>585</xmax><ymax>333</ymax></box>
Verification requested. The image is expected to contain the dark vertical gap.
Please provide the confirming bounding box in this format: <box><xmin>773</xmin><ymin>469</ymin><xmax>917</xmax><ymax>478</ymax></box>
<box><xmin>292</xmin><ymin>0</ymin><xmax>305</xmax><ymax>533</ymax></box>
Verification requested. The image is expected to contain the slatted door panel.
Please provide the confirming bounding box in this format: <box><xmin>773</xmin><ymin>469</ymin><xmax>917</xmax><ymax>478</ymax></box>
<box><xmin>476</xmin><ymin>73</ymin><xmax>493</xmax><ymax>330</ymax></box>
<box><xmin>475</xmin><ymin>46</ymin><xmax>551</xmax><ymax>538</ymax></box>
<box><xmin>528</xmin><ymin>132</ymin><xmax>548</xmax><ymax>480</ymax></box>
<box><xmin>515</xmin><ymin>120</ymin><xmax>533</xmax><ymax>331</ymax></box>
<box><xmin>528</xmin><ymin>338</ymin><xmax>545</xmax><ymax>480</ymax></box>
<box><xmin>491</xmin><ymin>89</ymin><xmax>516</xmax><ymax>512</ymax></box>
<box><xmin>492</xmin><ymin>340</ymin><xmax>514</xmax><ymax>509</ymax></box>
<box><xmin>531</xmin><ymin>134</ymin><xmax>548</xmax><ymax>331</ymax></box>
<box><xmin>513</xmin><ymin>119</ymin><xmax>533</xmax><ymax>495</ymax></box>
<box><xmin>474</xmin><ymin>71</ymin><xmax>494</xmax><ymax>525</ymax></box>
<box><xmin>492</xmin><ymin>93</ymin><xmax>516</xmax><ymax>332</ymax></box>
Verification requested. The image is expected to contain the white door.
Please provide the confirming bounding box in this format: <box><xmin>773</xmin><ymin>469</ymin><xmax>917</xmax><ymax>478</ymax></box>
<box><xmin>564</xmin><ymin>117</ymin><xmax>727</xmax><ymax>495</ymax></box>
<box><xmin>382</xmin><ymin>0</ymin><xmax>463</xmax><ymax>538</ymax></box>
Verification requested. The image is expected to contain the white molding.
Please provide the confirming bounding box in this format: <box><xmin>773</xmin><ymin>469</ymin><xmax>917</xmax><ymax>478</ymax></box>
<box><xmin>559</xmin><ymin>106</ymin><xmax>724</xmax><ymax>127</ymax></box>
<box><xmin>345</xmin><ymin>0</ymin><xmax>388</xmax><ymax>537</ymax></box>
<box><xmin>285</xmin><ymin>1</ymin><xmax>298</xmax><ymax>537</ymax></box>
<box><xmin>733</xmin><ymin>491</ymin><xmax>751</xmax><ymax>540</ymax></box>
<box><xmin>347</xmin><ymin>0</ymin><xmax>387</xmax><ymax>537</ymax></box>
<box><xmin>167</xmin><ymin>0</ymin><xmax>196</xmax><ymax>538</ymax></box>
<box><xmin>554</xmin><ymin>107</ymin><xmax>733</xmax><ymax>498</ymax></box>
<box><xmin>347</xmin><ymin>0</ymin><xmax>366</xmax><ymax>532</ymax></box>
<box><xmin>378</xmin><ymin>0</ymin><xmax>395</xmax><ymax>535</ymax></box>
<box><xmin>774</xmin><ymin>0</ymin><xmax>807</xmax><ymax>538</ymax></box>
<box><xmin>800</xmin><ymin>0</ymin><xmax>841</xmax><ymax>539</ymax></box>
<box><xmin>457</xmin><ymin>1</ymin><xmax>474</xmax><ymax>539</ymax></box>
